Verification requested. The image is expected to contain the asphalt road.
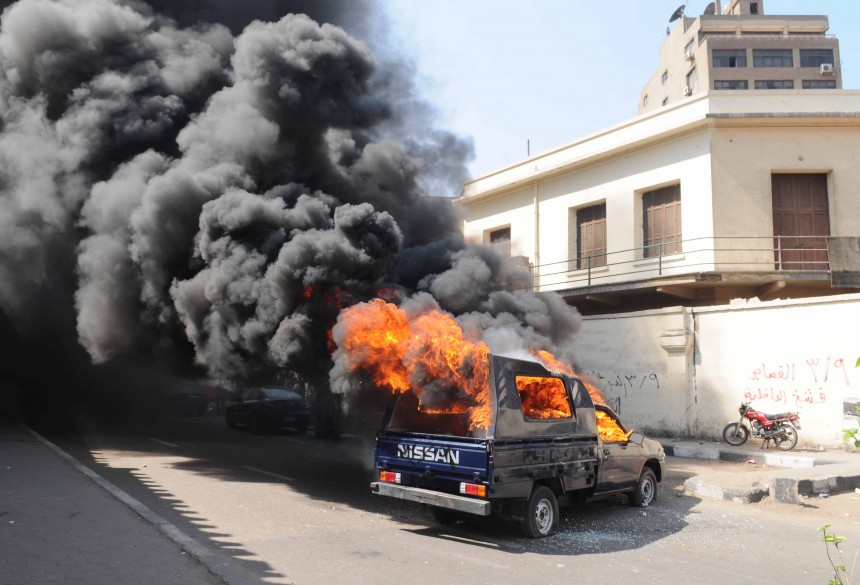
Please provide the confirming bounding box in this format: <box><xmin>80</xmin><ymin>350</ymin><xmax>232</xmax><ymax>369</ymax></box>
<box><xmin>44</xmin><ymin>414</ymin><xmax>860</xmax><ymax>585</ymax></box>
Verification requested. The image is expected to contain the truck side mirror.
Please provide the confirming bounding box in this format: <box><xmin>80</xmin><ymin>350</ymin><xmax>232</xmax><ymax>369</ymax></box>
<box><xmin>628</xmin><ymin>431</ymin><xmax>645</xmax><ymax>446</ymax></box>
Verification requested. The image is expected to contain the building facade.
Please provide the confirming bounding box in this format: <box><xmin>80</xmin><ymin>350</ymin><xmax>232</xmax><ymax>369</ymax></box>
<box><xmin>454</xmin><ymin>2</ymin><xmax>860</xmax><ymax>446</ymax></box>
<box><xmin>640</xmin><ymin>0</ymin><xmax>842</xmax><ymax>114</ymax></box>
<box><xmin>457</xmin><ymin>91</ymin><xmax>860</xmax><ymax>314</ymax></box>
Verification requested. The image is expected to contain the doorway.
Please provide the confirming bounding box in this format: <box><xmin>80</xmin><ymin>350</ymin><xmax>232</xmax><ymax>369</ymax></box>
<box><xmin>772</xmin><ymin>174</ymin><xmax>830</xmax><ymax>270</ymax></box>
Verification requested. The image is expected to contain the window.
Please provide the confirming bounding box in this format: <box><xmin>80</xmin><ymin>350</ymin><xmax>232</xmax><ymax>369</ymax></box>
<box><xmin>753</xmin><ymin>49</ymin><xmax>793</xmax><ymax>67</ymax></box>
<box><xmin>489</xmin><ymin>226</ymin><xmax>511</xmax><ymax>257</ymax></box>
<box><xmin>576</xmin><ymin>203</ymin><xmax>606</xmax><ymax>269</ymax></box>
<box><xmin>686</xmin><ymin>67</ymin><xmax>698</xmax><ymax>88</ymax></box>
<box><xmin>802</xmin><ymin>79</ymin><xmax>836</xmax><ymax>89</ymax></box>
<box><xmin>750</xmin><ymin>2</ymin><xmax>759</xmax><ymax>14</ymax></box>
<box><xmin>643</xmin><ymin>94</ymin><xmax>648</xmax><ymax>106</ymax></box>
<box><xmin>713</xmin><ymin>49</ymin><xmax>747</xmax><ymax>68</ymax></box>
<box><xmin>662</xmin><ymin>97</ymin><xmax>669</xmax><ymax>106</ymax></box>
<box><xmin>516</xmin><ymin>376</ymin><xmax>572</xmax><ymax>420</ymax></box>
<box><xmin>714</xmin><ymin>80</ymin><xmax>749</xmax><ymax>90</ymax></box>
<box><xmin>643</xmin><ymin>185</ymin><xmax>681</xmax><ymax>257</ymax></box>
<box><xmin>684</xmin><ymin>39</ymin><xmax>695</xmax><ymax>56</ymax></box>
<box><xmin>800</xmin><ymin>49</ymin><xmax>834</xmax><ymax>68</ymax></box>
<box><xmin>755</xmin><ymin>80</ymin><xmax>794</xmax><ymax>89</ymax></box>
<box><xmin>661</xmin><ymin>70</ymin><xmax>668</xmax><ymax>84</ymax></box>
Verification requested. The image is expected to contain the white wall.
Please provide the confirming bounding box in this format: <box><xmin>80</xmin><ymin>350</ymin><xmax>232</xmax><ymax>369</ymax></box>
<box><xmin>460</xmin><ymin>185</ymin><xmax>535</xmax><ymax>260</ymax></box>
<box><xmin>459</xmin><ymin>93</ymin><xmax>860</xmax><ymax>290</ymax></box>
<box><xmin>461</xmin><ymin>130</ymin><xmax>717</xmax><ymax>291</ymax></box>
<box><xmin>572</xmin><ymin>294</ymin><xmax>860</xmax><ymax>447</ymax></box>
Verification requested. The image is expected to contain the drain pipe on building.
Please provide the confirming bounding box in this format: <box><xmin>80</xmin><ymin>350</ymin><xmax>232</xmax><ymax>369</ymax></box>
<box><xmin>533</xmin><ymin>178</ymin><xmax>540</xmax><ymax>287</ymax></box>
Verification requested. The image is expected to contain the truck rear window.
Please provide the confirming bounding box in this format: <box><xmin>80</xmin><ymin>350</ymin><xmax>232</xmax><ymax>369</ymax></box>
<box><xmin>384</xmin><ymin>392</ymin><xmax>489</xmax><ymax>438</ymax></box>
<box><xmin>516</xmin><ymin>376</ymin><xmax>572</xmax><ymax>420</ymax></box>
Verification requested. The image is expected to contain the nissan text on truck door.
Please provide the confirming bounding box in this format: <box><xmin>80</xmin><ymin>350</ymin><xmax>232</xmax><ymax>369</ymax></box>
<box><xmin>371</xmin><ymin>355</ymin><xmax>666</xmax><ymax>538</ymax></box>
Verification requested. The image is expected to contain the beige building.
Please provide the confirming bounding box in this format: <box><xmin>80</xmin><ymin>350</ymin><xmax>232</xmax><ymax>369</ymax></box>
<box><xmin>640</xmin><ymin>0</ymin><xmax>841</xmax><ymax>114</ymax></box>
<box><xmin>456</xmin><ymin>91</ymin><xmax>860</xmax><ymax>314</ymax></box>
<box><xmin>454</xmin><ymin>2</ymin><xmax>860</xmax><ymax>446</ymax></box>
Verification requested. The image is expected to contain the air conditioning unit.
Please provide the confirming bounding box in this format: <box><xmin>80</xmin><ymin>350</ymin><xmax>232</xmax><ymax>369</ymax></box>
<box><xmin>820</xmin><ymin>63</ymin><xmax>835</xmax><ymax>76</ymax></box>
<box><xmin>682</xmin><ymin>86</ymin><xmax>693</xmax><ymax>96</ymax></box>
<box><xmin>684</xmin><ymin>49</ymin><xmax>695</xmax><ymax>61</ymax></box>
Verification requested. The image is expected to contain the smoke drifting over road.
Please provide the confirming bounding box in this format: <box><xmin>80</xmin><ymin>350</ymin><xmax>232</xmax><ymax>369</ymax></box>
<box><xmin>0</xmin><ymin>0</ymin><xmax>581</xmax><ymax>414</ymax></box>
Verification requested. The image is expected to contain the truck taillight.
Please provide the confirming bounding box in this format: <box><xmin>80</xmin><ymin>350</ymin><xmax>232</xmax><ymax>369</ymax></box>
<box><xmin>379</xmin><ymin>471</ymin><xmax>401</xmax><ymax>484</ymax></box>
<box><xmin>459</xmin><ymin>482</ymin><xmax>487</xmax><ymax>497</ymax></box>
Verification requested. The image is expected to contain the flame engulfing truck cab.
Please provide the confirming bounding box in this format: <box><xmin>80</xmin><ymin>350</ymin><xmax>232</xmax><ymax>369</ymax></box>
<box><xmin>371</xmin><ymin>355</ymin><xmax>666</xmax><ymax>538</ymax></box>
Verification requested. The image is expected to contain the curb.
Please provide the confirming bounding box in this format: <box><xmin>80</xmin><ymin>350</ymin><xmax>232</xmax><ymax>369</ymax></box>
<box><xmin>661</xmin><ymin>440</ymin><xmax>860</xmax><ymax>504</ymax></box>
<box><xmin>661</xmin><ymin>443</ymin><xmax>825</xmax><ymax>468</ymax></box>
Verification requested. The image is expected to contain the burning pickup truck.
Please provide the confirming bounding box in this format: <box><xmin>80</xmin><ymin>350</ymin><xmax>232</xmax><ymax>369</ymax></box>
<box><xmin>370</xmin><ymin>354</ymin><xmax>666</xmax><ymax>538</ymax></box>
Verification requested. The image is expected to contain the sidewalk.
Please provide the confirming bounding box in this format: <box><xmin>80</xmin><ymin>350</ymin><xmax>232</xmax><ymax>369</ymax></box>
<box><xmin>0</xmin><ymin>422</ymin><xmax>227</xmax><ymax>585</ymax></box>
<box><xmin>658</xmin><ymin>437</ymin><xmax>860</xmax><ymax>504</ymax></box>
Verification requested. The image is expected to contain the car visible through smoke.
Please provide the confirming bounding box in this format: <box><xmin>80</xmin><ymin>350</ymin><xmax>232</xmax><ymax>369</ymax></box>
<box><xmin>225</xmin><ymin>387</ymin><xmax>310</xmax><ymax>434</ymax></box>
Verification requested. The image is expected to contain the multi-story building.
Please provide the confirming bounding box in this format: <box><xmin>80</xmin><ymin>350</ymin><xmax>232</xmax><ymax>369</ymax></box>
<box><xmin>640</xmin><ymin>0</ymin><xmax>841</xmax><ymax>114</ymax></box>
<box><xmin>456</xmin><ymin>91</ymin><xmax>860</xmax><ymax>315</ymax></box>
<box><xmin>454</xmin><ymin>0</ymin><xmax>860</xmax><ymax>447</ymax></box>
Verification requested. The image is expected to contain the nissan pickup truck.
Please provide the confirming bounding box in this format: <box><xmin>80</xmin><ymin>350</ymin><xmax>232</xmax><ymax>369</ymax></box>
<box><xmin>370</xmin><ymin>354</ymin><xmax>666</xmax><ymax>538</ymax></box>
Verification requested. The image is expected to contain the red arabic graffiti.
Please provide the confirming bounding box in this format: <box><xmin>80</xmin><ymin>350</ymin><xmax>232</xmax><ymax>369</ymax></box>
<box><xmin>749</xmin><ymin>356</ymin><xmax>851</xmax><ymax>385</ymax></box>
<box><xmin>743</xmin><ymin>386</ymin><xmax>827</xmax><ymax>407</ymax></box>
<box><xmin>745</xmin><ymin>355</ymin><xmax>852</xmax><ymax>409</ymax></box>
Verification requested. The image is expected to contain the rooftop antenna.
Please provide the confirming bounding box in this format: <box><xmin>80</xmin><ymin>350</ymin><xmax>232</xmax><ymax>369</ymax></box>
<box><xmin>527</xmin><ymin>139</ymin><xmax>530</xmax><ymax>157</ymax></box>
<box><xmin>669</xmin><ymin>3</ymin><xmax>686</xmax><ymax>23</ymax></box>
<box><xmin>704</xmin><ymin>2</ymin><xmax>716</xmax><ymax>15</ymax></box>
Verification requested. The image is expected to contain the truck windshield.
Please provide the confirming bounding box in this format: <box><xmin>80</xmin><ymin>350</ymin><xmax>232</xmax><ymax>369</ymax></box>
<box><xmin>384</xmin><ymin>392</ymin><xmax>490</xmax><ymax>439</ymax></box>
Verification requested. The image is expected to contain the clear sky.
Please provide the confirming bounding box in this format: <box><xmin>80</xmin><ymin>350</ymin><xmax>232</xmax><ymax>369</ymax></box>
<box><xmin>384</xmin><ymin>0</ymin><xmax>860</xmax><ymax>181</ymax></box>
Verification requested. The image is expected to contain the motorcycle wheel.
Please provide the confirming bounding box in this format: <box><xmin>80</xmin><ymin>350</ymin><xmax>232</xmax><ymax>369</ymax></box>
<box><xmin>722</xmin><ymin>422</ymin><xmax>749</xmax><ymax>446</ymax></box>
<box><xmin>773</xmin><ymin>425</ymin><xmax>798</xmax><ymax>451</ymax></box>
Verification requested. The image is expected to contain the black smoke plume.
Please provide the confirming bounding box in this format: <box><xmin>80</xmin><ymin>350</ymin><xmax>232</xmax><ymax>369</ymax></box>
<box><xmin>0</xmin><ymin>0</ymin><xmax>581</xmax><ymax>424</ymax></box>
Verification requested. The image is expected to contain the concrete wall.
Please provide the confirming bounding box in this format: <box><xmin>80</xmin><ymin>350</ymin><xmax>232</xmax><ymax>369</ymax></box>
<box><xmin>571</xmin><ymin>294</ymin><xmax>860</xmax><ymax>447</ymax></box>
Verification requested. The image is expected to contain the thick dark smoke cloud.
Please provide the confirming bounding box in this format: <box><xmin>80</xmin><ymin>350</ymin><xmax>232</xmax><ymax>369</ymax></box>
<box><xmin>0</xmin><ymin>0</ymin><xmax>581</xmax><ymax>417</ymax></box>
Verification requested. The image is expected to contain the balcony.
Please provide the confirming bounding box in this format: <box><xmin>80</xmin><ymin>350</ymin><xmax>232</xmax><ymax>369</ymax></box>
<box><xmin>524</xmin><ymin>236</ymin><xmax>860</xmax><ymax>314</ymax></box>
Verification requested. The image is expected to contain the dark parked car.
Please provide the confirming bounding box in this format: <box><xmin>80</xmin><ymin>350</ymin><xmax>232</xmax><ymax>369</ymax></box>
<box><xmin>225</xmin><ymin>387</ymin><xmax>310</xmax><ymax>433</ymax></box>
<box><xmin>163</xmin><ymin>383</ymin><xmax>210</xmax><ymax>416</ymax></box>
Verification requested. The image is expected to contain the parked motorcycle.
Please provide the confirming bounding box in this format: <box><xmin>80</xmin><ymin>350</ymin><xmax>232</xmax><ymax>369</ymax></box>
<box><xmin>722</xmin><ymin>401</ymin><xmax>801</xmax><ymax>451</ymax></box>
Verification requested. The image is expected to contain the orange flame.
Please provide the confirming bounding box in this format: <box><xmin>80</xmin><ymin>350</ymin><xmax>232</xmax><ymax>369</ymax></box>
<box><xmin>595</xmin><ymin>410</ymin><xmax>633</xmax><ymax>442</ymax></box>
<box><xmin>338</xmin><ymin>300</ymin><xmax>630</xmax><ymax>440</ymax></box>
<box><xmin>532</xmin><ymin>349</ymin><xmax>633</xmax><ymax>440</ymax></box>
<box><xmin>337</xmin><ymin>299</ymin><xmax>491</xmax><ymax>431</ymax></box>
<box><xmin>516</xmin><ymin>376</ymin><xmax>571</xmax><ymax>419</ymax></box>
<box><xmin>531</xmin><ymin>349</ymin><xmax>608</xmax><ymax>406</ymax></box>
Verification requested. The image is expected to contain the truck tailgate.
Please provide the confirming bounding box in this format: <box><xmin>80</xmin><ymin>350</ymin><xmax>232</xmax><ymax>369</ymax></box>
<box><xmin>375</xmin><ymin>432</ymin><xmax>491</xmax><ymax>482</ymax></box>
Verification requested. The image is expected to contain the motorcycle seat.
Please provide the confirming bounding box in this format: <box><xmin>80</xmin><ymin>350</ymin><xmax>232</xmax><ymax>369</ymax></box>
<box><xmin>765</xmin><ymin>413</ymin><xmax>791</xmax><ymax>420</ymax></box>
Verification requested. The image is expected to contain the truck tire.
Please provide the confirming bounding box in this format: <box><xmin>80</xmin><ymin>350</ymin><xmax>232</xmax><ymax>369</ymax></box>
<box><xmin>520</xmin><ymin>486</ymin><xmax>559</xmax><ymax>538</ymax></box>
<box><xmin>628</xmin><ymin>467</ymin><xmax>657</xmax><ymax>507</ymax></box>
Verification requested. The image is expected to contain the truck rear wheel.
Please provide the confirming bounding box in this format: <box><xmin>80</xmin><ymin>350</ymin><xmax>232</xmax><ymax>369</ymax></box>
<box><xmin>520</xmin><ymin>486</ymin><xmax>559</xmax><ymax>538</ymax></box>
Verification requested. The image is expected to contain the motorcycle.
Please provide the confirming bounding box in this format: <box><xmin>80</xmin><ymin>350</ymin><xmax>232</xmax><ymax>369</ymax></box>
<box><xmin>722</xmin><ymin>401</ymin><xmax>801</xmax><ymax>451</ymax></box>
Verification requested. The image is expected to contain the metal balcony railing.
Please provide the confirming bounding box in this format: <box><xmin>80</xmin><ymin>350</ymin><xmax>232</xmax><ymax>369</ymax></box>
<box><xmin>528</xmin><ymin>235</ymin><xmax>830</xmax><ymax>293</ymax></box>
